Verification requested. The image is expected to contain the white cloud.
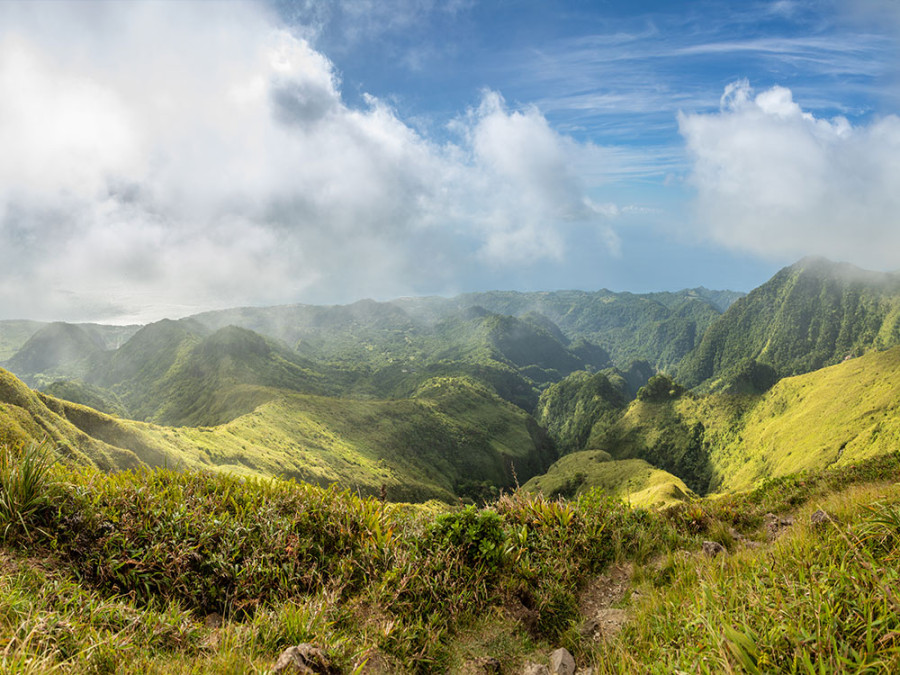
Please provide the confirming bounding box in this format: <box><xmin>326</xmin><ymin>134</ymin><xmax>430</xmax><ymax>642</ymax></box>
<box><xmin>451</xmin><ymin>91</ymin><xmax>617</xmax><ymax>265</ymax></box>
<box><xmin>679</xmin><ymin>80</ymin><xmax>900</xmax><ymax>268</ymax></box>
<box><xmin>0</xmin><ymin>1</ymin><xmax>614</xmax><ymax>322</ymax></box>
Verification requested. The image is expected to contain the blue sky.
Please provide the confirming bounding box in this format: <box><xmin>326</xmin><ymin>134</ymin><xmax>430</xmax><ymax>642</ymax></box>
<box><xmin>0</xmin><ymin>0</ymin><xmax>897</xmax><ymax>322</ymax></box>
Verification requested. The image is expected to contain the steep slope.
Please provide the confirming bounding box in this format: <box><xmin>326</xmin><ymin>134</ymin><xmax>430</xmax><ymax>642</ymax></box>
<box><xmin>83</xmin><ymin>322</ymin><xmax>357</xmax><ymax>426</ymax></box>
<box><xmin>42</xmin><ymin>379</ymin><xmax>129</xmax><ymax>417</ymax></box>
<box><xmin>3</xmin><ymin>322</ymin><xmax>106</xmax><ymax>384</ymax></box>
<box><xmin>92</xmin><ymin>318</ymin><xmax>208</xmax><ymax>390</ymax></box>
<box><xmin>1</xmin><ymin>322</ymin><xmax>141</xmax><ymax>381</ymax></box>
<box><xmin>591</xmin><ymin>382</ymin><xmax>712</xmax><ymax>494</ymax></box>
<box><xmin>0</xmin><ymin>367</ymin><xmax>556</xmax><ymax>502</ymax></box>
<box><xmin>534</xmin><ymin>370</ymin><xmax>629</xmax><ymax>455</ymax></box>
<box><xmin>678</xmin><ymin>257</ymin><xmax>900</xmax><ymax>388</ymax></box>
<box><xmin>430</xmin><ymin>312</ymin><xmax>611</xmax><ymax>383</ymax></box>
<box><xmin>128</xmin><ymin>325</ymin><xmax>356</xmax><ymax>426</ymax></box>
<box><xmin>0</xmin><ymin>368</ymin><xmax>150</xmax><ymax>470</ymax></box>
<box><xmin>0</xmin><ymin>319</ymin><xmax>46</xmax><ymax>360</ymax></box>
<box><xmin>570</xmin><ymin>345</ymin><xmax>900</xmax><ymax>496</ymax></box>
<box><xmin>696</xmin><ymin>345</ymin><xmax>900</xmax><ymax>492</ymax></box>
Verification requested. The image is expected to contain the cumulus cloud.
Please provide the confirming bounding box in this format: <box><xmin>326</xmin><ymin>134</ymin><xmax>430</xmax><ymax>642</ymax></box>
<box><xmin>450</xmin><ymin>91</ymin><xmax>614</xmax><ymax>265</ymax></box>
<box><xmin>0</xmin><ymin>1</ymin><xmax>614</xmax><ymax>323</ymax></box>
<box><xmin>679</xmin><ymin>79</ymin><xmax>900</xmax><ymax>268</ymax></box>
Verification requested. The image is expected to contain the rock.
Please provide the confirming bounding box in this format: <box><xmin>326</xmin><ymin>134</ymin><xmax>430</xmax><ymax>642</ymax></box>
<box><xmin>701</xmin><ymin>540</ymin><xmax>726</xmax><ymax>557</ymax></box>
<box><xmin>272</xmin><ymin>644</ymin><xmax>336</xmax><ymax>674</ymax></box>
<box><xmin>764</xmin><ymin>513</ymin><xmax>794</xmax><ymax>541</ymax></box>
<box><xmin>810</xmin><ymin>509</ymin><xmax>832</xmax><ymax>526</ymax></box>
<box><xmin>575</xmin><ymin>669</ymin><xmax>595</xmax><ymax>675</ymax></box>
<box><xmin>549</xmin><ymin>648</ymin><xmax>575</xmax><ymax>675</ymax></box>
<box><xmin>522</xmin><ymin>663</ymin><xmax>550</xmax><ymax>675</ymax></box>
<box><xmin>466</xmin><ymin>656</ymin><xmax>502</xmax><ymax>674</ymax></box>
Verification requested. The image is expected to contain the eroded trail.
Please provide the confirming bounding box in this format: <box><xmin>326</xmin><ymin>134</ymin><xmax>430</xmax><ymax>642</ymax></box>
<box><xmin>578</xmin><ymin>562</ymin><xmax>632</xmax><ymax>641</ymax></box>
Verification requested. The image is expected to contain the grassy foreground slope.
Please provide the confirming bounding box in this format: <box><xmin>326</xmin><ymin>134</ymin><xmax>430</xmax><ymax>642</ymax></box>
<box><xmin>1</xmin><ymin>442</ymin><xmax>898</xmax><ymax>673</ymax></box>
<box><xmin>0</xmin><ymin>367</ymin><xmax>555</xmax><ymax>502</ymax></box>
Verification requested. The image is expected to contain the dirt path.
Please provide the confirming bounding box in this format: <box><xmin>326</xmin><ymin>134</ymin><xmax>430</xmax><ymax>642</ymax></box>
<box><xmin>577</xmin><ymin>562</ymin><xmax>632</xmax><ymax>641</ymax></box>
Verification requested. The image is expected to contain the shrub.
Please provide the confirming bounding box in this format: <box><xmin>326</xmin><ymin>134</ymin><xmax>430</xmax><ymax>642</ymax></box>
<box><xmin>0</xmin><ymin>441</ymin><xmax>56</xmax><ymax>541</ymax></box>
<box><xmin>428</xmin><ymin>506</ymin><xmax>506</xmax><ymax>569</ymax></box>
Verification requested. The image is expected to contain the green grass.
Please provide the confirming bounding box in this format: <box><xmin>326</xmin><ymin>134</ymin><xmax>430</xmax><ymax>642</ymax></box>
<box><xmin>148</xmin><ymin>377</ymin><xmax>555</xmax><ymax>502</ymax></box>
<box><xmin>42</xmin><ymin>379</ymin><xmax>129</xmax><ymax>418</ymax></box>
<box><xmin>2</xmin><ymin>445</ymin><xmax>899</xmax><ymax>672</ymax></box>
<box><xmin>522</xmin><ymin>452</ymin><xmax>694</xmax><ymax>508</ymax></box>
<box><xmin>0</xmin><ymin>442</ymin><xmax>56</xmax><ymax>541</ymax></box>
<box><xmin>591</xmin><ymin>395</ymin><xmax>712</xmax><ymax>495</ymax></box>
<box><xmin>592</xmin><ymin>482</ymin><xmax>900</xmax><ymax>673</ymax></box>
<box><xmin>688</xmin><ymin>345</ymin><xmax>900</xmax><ymax>493</ymax></box>
<box><xmin>2</xmin><ymin>367</ymin><xmax>557</xmax><ymax>503</ymax></box>
<box><xmin>548</xmin><ymin>345</ymin><xmax>900</xmax><ymax>498</ymax></box>
<box><xmin>0</xmin><ymin>455</ymin><xmax>680</xmax><ymax>673</ymax></box>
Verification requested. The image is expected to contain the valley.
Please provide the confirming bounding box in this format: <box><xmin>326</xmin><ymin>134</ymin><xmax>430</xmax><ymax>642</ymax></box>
<box><xmin>3</xmin><ymin>256</ymin><xmax>899</xmax><ymax>508</ymax></box>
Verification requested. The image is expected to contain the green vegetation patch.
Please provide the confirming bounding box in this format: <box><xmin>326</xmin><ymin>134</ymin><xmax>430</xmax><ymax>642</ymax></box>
<box><xmin>594</xmin><ymin>483</ymin><xmax>900</xmax><ymax>673</ymax></box>
<box><xmin>523</xmin><ymin>453</ymin><xmax>694</xmax><ymax>508</ymax></box>
<box><xmin>0</xmin><ymin>455</ymin><xmax>678</xmax><ymax>672</ymax></box>
<box><xmin>699</xmin><ymin>345</ymin><xmax>900</xmax><ymax>493</ymax></box>
<box><xmin>2</xmin><ymin>446</ymin><xmax>900</xmax><ymax>672</ymax></box>
<box><xmin>678</xmin><ymin>257</ymin><xmax>900</xmax><ymax>389</ymax></box>
<box><xmin>1</xmin><ymin>368</ymin><xmax>557</xmax><ymax>503</ymax></box>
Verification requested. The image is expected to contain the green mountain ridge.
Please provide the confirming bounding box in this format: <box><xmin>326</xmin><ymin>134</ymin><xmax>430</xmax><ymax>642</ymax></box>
<box><xmin>3</xmin><ymin>257</ymin><xmax>900</xmax><ymax>507</ymax></box>
<box><xmin>14</xmin><ymin>308</ymin><xmax>614</xmax><ymax>424</ymax></box>
<box><xmin>1</xmin><ymin>321</ymin><xmax>141</xmax><ymax>387</ymax></box>
<box><xmin>4</xmin><ymin>322</ymin><xmax>106</xmax><ymax>383</ymax></box>
<box><xmin>0</xmin><ymin>319</ymin><xmax>47</xmax><ymax>361</ymax></box>
<box><xmin>392</xmin><ymin>287</ymin><xmax>741</xmax><ymax>370</ymax></box>
<box><xmin>0</xmin><ymin>365</ymin><xmax>556</xmax><ymax>502</ymax></box>
<box><xmin>678</xmin><ymin>257</ymin><xmax>900</xmax><ymax>389</ymax></box>
<box><xmin>537</xmin><ymin>344</ymin><xmax>900</xmax><ymax>497</ymax></box>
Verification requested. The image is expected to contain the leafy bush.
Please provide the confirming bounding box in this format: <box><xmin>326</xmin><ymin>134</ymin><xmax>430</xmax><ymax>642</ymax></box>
<box><xmin>428</xmin><ymin>506</ymin><xmax>506</xmax><ymax>569</ymax></box>
<box><xmin>0</xmin><ymin>441</ymin><xmax>56</xmax><ymax>541</ymax></box>
<box><xmin>635</xmin><ymin>374</ymin><xmax>684</xmax><ymax>403</ymax></box>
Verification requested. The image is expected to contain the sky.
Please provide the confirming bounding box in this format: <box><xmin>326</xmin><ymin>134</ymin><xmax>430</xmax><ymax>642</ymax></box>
<box><xmin>0</xmin><ymin>0</ymin><xmax>898</xmax><ymax>324</ymax></box>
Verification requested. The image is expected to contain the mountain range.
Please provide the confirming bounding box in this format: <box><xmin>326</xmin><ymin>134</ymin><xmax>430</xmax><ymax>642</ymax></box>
<box><xmin>2</xmin><ymin>256</ymin><xmax>900</xmax><ymax>505</ymax></box>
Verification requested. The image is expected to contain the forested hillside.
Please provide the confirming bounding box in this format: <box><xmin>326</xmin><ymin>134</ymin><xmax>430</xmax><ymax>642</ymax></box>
<box><xmin>678</xmin><ymin>257</ymin><xmax>900</xmax><ymax>389</ymax></box>
<box><xmin>3</xmin><ymin>257</ymin><xmax>900</xmax><ymax>508</ymax></box>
